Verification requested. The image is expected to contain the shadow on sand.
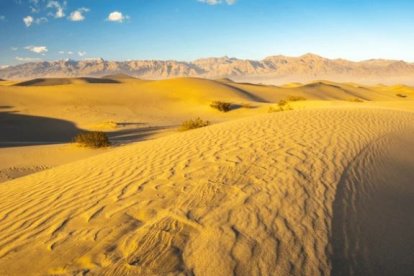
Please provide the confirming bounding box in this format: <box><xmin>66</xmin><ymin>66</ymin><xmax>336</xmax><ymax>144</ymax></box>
<box><xmin>108</xmin><ymin>126</ymin><xmax>171</xmax><ymax>144</ymax></box>
<box><xmin>14</xmin><ymin>77</ymin><xmax>120</xmax><ymax>86</ymax></box>
<box><xmin>0</xmin><ymin>108</ymin><xmax>81</xmax><ymax>147</ymax></box>
<box><xmin>330</xmin><ymin>130</ymin><xmax>414</xmax><ymax>275</ymax></box>
<box><xmin>0</xmin><ymin>107</ymin><xmax>171</xmax><ymax>148</ymax></box>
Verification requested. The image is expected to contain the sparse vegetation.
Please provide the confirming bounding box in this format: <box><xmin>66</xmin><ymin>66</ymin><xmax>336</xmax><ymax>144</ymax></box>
<box><xmin>210</xmin><ymin>101</ymin><xmax>232</xmax><ymax>112</ymax></box>
<box><xmin>179</xmin><ymin>117</ymin><xmax>210</xmax><ymax>131</ymax></box>
<box><xmin>268</xmin><ymin>99</ymin><xmax>293</xmax><ymax>113</ymax></box>
<box><xmin>396</xmin><ymin>94</ymin><xmax>408</xmax><ymax>98</ymax></box>
<box><xmin>278</xmin><ymin>99</ymin><xmax>288</xmax><ymax>107</ymax></box>
<box><xmin>346</xmin><ymin>98</ymin><xmax>364</xmax><ymax>103</ymax></box>
<box><xmin>73</xmin><ymin>131</ymin><xmax>111</xmax><ymax>148</ymax></box>
<box><xmin>286</xmin><ymin>96</ymin><xmax>307</xmax><ymax>102</ymax></box>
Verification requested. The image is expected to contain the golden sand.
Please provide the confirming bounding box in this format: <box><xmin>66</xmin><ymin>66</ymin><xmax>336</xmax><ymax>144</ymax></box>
<box><xmin>0</xmin><ymin>78</ymin><xmax>414</xmax><ymax>274</ymax></box>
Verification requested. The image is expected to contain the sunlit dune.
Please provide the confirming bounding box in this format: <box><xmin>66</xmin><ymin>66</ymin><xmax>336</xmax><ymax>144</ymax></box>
<box><xmin>1</xmin><ymin>77</ymin><xmax>414</xmax><ymax>181</ymax></box>
<box><xmin>0</xmin><ymin>77</ymin><xmax>414</xmax><ymax>274</ymax></box>
<box><xmin>0</xmin><ymin>107</ymin><xmax>413</xmax><ymax>275</ymax></box>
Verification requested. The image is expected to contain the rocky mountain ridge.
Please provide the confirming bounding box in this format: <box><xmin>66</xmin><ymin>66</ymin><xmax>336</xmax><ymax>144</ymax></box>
<box><xmin>2</xmin><ymin>54</ymin><xmax>414</xmax><ymax>84</ymax></box>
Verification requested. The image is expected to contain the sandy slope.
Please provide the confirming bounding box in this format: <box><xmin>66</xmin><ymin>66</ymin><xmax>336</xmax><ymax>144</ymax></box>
<box><xmin>0</xmin><ymin>144</ymin><xmax>109</xmax><ymax>183</ymax></box>
<box><xmin>331</xmin><ymin>129</ymin><xmax>414</xmax><ymax>275</ymax></box>
<box><xmin>0</xmin><ymin>107</ymin><xmax>413</xmax><ymax>275</ymax></box>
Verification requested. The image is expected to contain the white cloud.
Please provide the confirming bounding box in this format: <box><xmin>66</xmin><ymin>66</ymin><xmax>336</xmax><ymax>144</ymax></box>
<box><xmin>35</xmin><ymin>17</ymin><xmax>48</xmax><ymax>24</ymax></box>
<box><xmin>58</xmin><ymin>50</ymin><xmax>74</xmax><ymax>55</ymax></box>
<box><xmin>47</xmin><ymin>1</ymin><xmax>65</xmax><ymax>18</ymax></box>
<box><xmin>0</xmin><ymin>15</ymin><xmax>6</xmax><ymax>22</ymax></box>
<box><xmin>25</xmin><ymin>45</ymin><xmax>48</xmax><ymax>54</ymax></box>
<box><xmin>23</xmin><ymin>15</ymin><xmax>48</xmax><ymax>27</ymax></box>
<box><xmin>78</xmin><ymin>51</ymin><xmax>86</xmax><ymax>57</ymax></box>
<box><xmin>16</xmin><ymin>56</ymin><xmax>41</xmax><ymax>62</ymax></box>
<box><xmin>68</xmin><ymin>7</ymin><xmax>89</xmax><ymax>21</ymax></box>
<box><xmin>107</xmin><ymin>11</ymin><xmax>128</xmax><ymax>23</ymax></box>
<box><xmin>198</xmin><ymin>0</ymin><xmax>236</xmax><ymax>5</ymax></box>
<box><xmin>23</xmin><ymin>16</ymin><xmax>33</xmax><ymax>27</ymax></box>
<box><xmin>11</xmin><ymin>47</ymin><xmax>18</xmax><ymax>51</ymax></box>
<box><xmin>0</xmin><ymin>65</ymin><xmax>9</xmax><ymax>69</ymax></box>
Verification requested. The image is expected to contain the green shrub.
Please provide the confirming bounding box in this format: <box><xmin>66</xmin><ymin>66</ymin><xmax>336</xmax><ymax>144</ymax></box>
<box><xmin>73</xmin><ymin>131</ymin><xmax>111</xmax><ymax>148</ymax></box>
<box><xmin>179</xmin><ymin>117</ymin><xmax>210</xmax><ymax>131</ymax></box>
<box><xmin>210</xmin><ymin>101</ymin><xmax>232</xmax><ymax>112</ymax></box>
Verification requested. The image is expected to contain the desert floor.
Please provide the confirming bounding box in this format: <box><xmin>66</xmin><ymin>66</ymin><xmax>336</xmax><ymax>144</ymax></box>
<box><xmin>0</xmin><ymin>77</ymin><xmax>413</xmax><ymax>275</ymax></box>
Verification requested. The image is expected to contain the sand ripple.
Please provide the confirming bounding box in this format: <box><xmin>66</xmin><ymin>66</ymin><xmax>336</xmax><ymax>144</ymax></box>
<box><xmin>0</xmin><ymin>108</ymin><xmax>413</xmax><ymax>275</ymax></box>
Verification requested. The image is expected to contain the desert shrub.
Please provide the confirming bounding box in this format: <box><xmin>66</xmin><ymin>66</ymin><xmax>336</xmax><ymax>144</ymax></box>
<box><xmin>346</xmin><ymin>98</ymin><xmax>364</xmax><ymax>103</ymax></box>
<box><xmin>396</xmin><ymin>94</ymin><xmax>408</xmax><ymax>98</ymax></box>
<box><xmin>268</xmin><ymin>100</ymin><xmax>293</xmax><ymax>113</ymax></box>
<box><xmin>179</xmin><ymin>117</ymin><xmax>210</xmax><ymax>131</ymax></box>
<box><xmin>286</xmin><ymin>96</ymin><xmax>307</xmax><ymax>102</ymax></box>
<box><xmin>278</xmin><ymin>99</ymin><xmax>288</xmax><ymax>107</ymax></box>
<box><xmin>210</xmin><ymin>101</ymin><xmax>232</xmax><ymax>112</ymax></box>
<box><xmin>268</xmin><ymin>106</ymin><xmax>282</xmax><ymax>113</ymax></box>
<box><xmin>73</xmin><ymin>131</ymin><xmax>111</xmax><ymax>148</ymax></box>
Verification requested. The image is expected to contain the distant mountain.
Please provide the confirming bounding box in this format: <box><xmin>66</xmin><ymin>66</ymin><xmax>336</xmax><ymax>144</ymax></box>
<box><xmin>2</xmin><ymin>54</ymin><xmax>414</xmax><ymax>85</ymax></box>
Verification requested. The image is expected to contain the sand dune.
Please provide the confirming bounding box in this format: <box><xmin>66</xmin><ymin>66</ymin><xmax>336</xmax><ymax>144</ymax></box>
<box><xmin>1</xmin><ymin>78</ymin><xmax>413</xmax><ymax>184</ymax></box>
<box><xmin>331</xmin><ymin>129</ymin><xmax>414</xmax><ymax>275</ymax></box>
<box><xmin>102</xmin><ymin>74</ymin><xmax>138</xmax><ymax>81</ymax></box>
<box><xmin>0</xmin><ymin>107</ymin><xmax>413</xmax><ymax>275</ymax></box>
<box><xmin>14</xmin><ymin>77</ymin><xmax>120</xmax><ymax>86</ymax></box>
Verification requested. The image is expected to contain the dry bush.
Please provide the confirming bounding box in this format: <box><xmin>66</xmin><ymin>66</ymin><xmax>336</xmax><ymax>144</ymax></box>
<box><xmin>268</xmin><ymin>106</ymin><xmax>282</xmax><ymax>113</ymax></box>
<box><xmin>210</xmin><ymin>101</ymin><xmax>232</xmax><ymax>112</ymax></box>
<box><xmin>346</xmin><ymin>98</ymin><xmax>364</xmax><ymax>103</ymax></box>
<box><xmin>286</xmin><ymin>96</ymin><xmax>307</xmax><ymax>102</ymax></box>
<box><xmin>73</xmin><ymin>131</ymin><xmax>111</xmax><ymax>148</ymax></box>
<box><xmin>278</xmin><ymin>99</ymin><xmax>288</xmax><ymax>107</ymax></box>
<box><xmin>179</xmin><ymin>117</ymin><xmax>210</xmax><ymax>131</ymax></box>
<box><xmin>268</xmin><ymin>100</ymin><xmax>293</xmax><ymax>113</ymax></box>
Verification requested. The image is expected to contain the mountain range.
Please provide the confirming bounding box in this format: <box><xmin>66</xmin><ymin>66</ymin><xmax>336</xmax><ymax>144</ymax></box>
<box><xmin>1</xmin><ymin>53</ymin><xmax>414</xmax><ymax>84</ymax></box>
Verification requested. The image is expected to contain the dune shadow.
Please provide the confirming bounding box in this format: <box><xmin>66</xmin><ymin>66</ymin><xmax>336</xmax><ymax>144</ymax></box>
<box><xmin>0</xmin><ymin>109</ymin><xmax>172</xmax><ymax>148</ymax></box>
<box><xmin>330</xmin><ymin>131</ymin><xmax>414</xmax><ymax>276</ymax></box>
<box><xmin>108</xmin><ymin>125</ymin><xmax>171</xmax><ymax>144</ymax></box>
<box><xmin>115</xmin><ymin>122</ymin><xmax>146</xmax><ymax>127</ymax></box>
<box><xmin>221</xmin><ymin>83</ymin><xmax>269</xmax><ymax>103</ymax></box>
<box><xmin>0</xmin><ymin>110</ymin><xmax>82</xmax><ymax>148</ymax></box>
<box><xmin>14</xmin><ymin>78</ymin><xmax>73</xmax><ymax>86</ymax></box>
<box><xmin>78</xmin><ymin>77</ymin><xmax>120</xmax><ymax>84</ymax></box>
<box><xmin>14</xmin><ymin>77</ymin><xmax>121</xmax><ymax>86</ymax></box>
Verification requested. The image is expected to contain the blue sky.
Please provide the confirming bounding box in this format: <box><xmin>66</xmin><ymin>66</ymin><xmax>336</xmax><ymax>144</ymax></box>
<box><xmin>1</xmin><ymin>0</ymin><xmax>414</xmax><ymax>67</ymax></box>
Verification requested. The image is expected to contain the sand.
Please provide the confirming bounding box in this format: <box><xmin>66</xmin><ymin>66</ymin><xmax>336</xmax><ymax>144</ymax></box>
<box><xmin>1</xmin><ymin>77</ymin><xmax>414</xmax><ymax>274</ymax></box>
<box><xmin>0</xmin><ymin>106</ymin><xmax>413</xmax><ymax>275</ymax></box>
<box><xmin>331</xmin><ymin>128</ymin><xmax>414</xmax><ymax>275</ymax></box>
